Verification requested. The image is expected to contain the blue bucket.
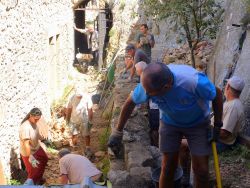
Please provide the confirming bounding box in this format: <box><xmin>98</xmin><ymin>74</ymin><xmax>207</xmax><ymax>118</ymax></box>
<box><xmin>151</xmin><ymin>166</ymin><xmax>183</xmax><ymax>188</ymax></box>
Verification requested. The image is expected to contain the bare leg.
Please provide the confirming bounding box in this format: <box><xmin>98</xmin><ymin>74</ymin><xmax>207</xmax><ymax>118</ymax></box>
<box><xmin>159</xmin><ymin>152</ymin><xmax>179</xmax><ymax>188</ymax></box>
<box><xmin>85</xmin><ymin>135</ymin><xmax>90</xmax><ymax>147</ymax></box>
<box><xmin>180</xmin><ymin>139</ymin><xmax>191</xmax><ymax>186</ymax></box>
<box><xmin>72</xmin><ymin>134</ymin><xmax>78</xmax><ymax>146</ymax></box>
<box><xmin>192</xmin><ymin>155</ymin><xmax>209</xmax><ymax>188</ymax></box>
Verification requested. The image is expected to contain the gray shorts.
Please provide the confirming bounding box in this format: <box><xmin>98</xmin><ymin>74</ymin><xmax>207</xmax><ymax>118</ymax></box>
<box><xmin>159</xmin><ymin>120</ymin><xmax>211</xmax><ymax>156</ymax></box>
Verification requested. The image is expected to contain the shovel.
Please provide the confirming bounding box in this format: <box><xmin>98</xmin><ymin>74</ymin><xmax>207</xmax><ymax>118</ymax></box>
<box><xmin>211</xmin><ymin>141</ymin><xmax>222</xmax><ymax>188</ymax></box>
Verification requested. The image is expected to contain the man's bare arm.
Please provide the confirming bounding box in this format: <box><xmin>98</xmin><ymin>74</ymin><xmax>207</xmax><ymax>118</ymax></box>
<box><xmin>220</xmin><ymin>129</ymin><xmax>232</xmax><ymax>140</ymax></box>
<box><xmin>116</xmin><ymin>96</ymin><xmax>136</xmax><ymax>131</ymax></box>
<box><xmin>65</xmin><ymin>108</ymin><xmax>72</xmax><ymax>124</ymax></box>
<box><xmin>73</xmin><ymin>25</ymin><xmax>87</xmax><ymax>34</ymax></box>
<box><xmin>59</xmin><ymin>175</ymin><xmax>69</xmax><ymax>184</ymax></box>
<box><xmin>212</xmin><ymin>87</ymin><xmax>223</xmax><ymax>124</ymax></box>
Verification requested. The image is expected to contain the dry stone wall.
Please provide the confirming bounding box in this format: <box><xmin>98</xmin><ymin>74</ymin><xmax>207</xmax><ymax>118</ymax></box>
<box><xmin>0</xmin><ymin>0</ymin><xmax>74</xmax><ymax>181</ymax></box>
<box><xmin>108</xmin><ymin>56</ymin><xmax>162</xmax><ymax>188</ymax></box>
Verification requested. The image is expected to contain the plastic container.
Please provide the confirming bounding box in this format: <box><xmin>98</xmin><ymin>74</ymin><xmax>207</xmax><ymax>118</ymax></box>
<box><xmin>151</xmin><ymin>166</ymin><xmax>183</xmax><ymax>188</ymax></box>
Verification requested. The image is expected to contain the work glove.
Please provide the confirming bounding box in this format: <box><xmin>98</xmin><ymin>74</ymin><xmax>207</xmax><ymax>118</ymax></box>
<box><xmin>29</xmin><ymin>155</ymin><xmax>40</xmax><ymax>168</ymax></box>
<box><xmin>209</xmin><ymin>122</ymin><xmax>223</xmax><ymax>143</ymax></box>
<box><xmin>107</xmin><ymin>129</ymin><xmax>123</xmax><ymax>158</ymax></box>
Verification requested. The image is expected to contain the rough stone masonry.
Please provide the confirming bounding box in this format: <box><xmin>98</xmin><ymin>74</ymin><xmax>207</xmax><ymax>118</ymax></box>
<box><xmin>0</xmin><ymin>0</ymin><xmax>74</xmax><ymax>181</ymax></box>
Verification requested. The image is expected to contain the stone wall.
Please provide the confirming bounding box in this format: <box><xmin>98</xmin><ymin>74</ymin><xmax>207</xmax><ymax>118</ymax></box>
<box><xmin>0</xmin><ymin>0</ymin><xmax>74</xmax><ymax>182</ymax></box>
<box><xmin>207</xmin><ymin>0</ymin><xmax>250</xmax><ymax>137</ymax></box>
<box><xmin>108</xmin><ymin>56</ymin><xmax>162</xmax><ymax>188</ymax></box>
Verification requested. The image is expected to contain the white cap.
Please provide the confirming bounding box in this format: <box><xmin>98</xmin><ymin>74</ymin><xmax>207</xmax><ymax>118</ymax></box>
<box><xmin>227</xmin><ymin>76</ymin><xmax>245</xmax><ymax>91</ymax></box>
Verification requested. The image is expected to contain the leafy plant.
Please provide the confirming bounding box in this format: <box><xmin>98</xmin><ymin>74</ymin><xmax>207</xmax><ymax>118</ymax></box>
<box><xmin>142</xmin><ymin>0</ymin><xmax>223</xmax><ymax>67</ymax></box>
<box><xmin>9</xmin><ymin>179</ymin><xmax>22</xmax><ymax>185</ymax></box>
<box><xmin>98</xmin><ymin>127</ymin><xmax>111</xmax><ymax>151</ymax></box>
<box><xmin>220</xmin><ymin>145</ymin><xmax>250</xmax><ymax>161</ymax></box>
<box><xmin>119</xmin><ymin>0</ymin><xmax>126</xmax><ymax>11</ymax></box>
<box><xmin>96</xmin><ymin>157</ymin><xmax>110</xmax><ymax>179</ymax></box>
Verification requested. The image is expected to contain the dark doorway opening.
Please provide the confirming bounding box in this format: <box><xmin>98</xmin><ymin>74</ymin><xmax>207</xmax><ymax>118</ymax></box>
<box><xmin>74</xmin><ymin>2</ymin><xmax>90</xmax><ymax>56</ymax></box>
<box><xmin>103</xmin><ymin>3</ymin><xmax>113</xmax><ymax>65</ymax></box>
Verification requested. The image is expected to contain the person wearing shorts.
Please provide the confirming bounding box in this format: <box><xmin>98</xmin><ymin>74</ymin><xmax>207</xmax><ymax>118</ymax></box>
<box><xmin>180</xmin><ymin>76</ymin><xmax>245</xmax><ymax>187</ymax></box>
<box><xmin>108</xmin><ymin>63</ymin><xmax>223</xmax><ymax>188</ymax></box>
<box><xmin>66</xmin><ymin>91</ymin><xmax>93</xmax><ymax>158</ymax></box>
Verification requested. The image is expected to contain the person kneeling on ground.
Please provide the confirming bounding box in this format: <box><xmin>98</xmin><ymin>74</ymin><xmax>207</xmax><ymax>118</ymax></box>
<box><xmin>58</xmin><ymin>148</ymin><xmax>102</xmax><ymax>184</ymax></box>
<box><xmin>65</xmin><ymin>90</ymin><xmax>94</xmax><ymax>158</ymax></box>
<box><xmin>180</xmin><ymin>76</ymin><xmax>245</xmax><ymax>187</ymax></box>
<box><xmin>19</xmin><ymin>108</ymin><xmax>48</xmax><ymax>185</ymax></box>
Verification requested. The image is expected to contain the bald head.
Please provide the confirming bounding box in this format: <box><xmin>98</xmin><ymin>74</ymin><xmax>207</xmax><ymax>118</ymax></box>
<box><xmin>142</xmin><ymin>63</ymin><xmax>173</xmax><ymax>91</ymax></box>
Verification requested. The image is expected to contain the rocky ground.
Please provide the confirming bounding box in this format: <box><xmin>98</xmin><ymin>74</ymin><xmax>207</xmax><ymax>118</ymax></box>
<box><xmin>39</xmin><ymin>57</ymin><xmax>250</xmax><ymax>187</ymax></box>
<box><xmin>209</xmin><ymin>145</ymin><xmax>250</xmax><ymax>188</ymax></box>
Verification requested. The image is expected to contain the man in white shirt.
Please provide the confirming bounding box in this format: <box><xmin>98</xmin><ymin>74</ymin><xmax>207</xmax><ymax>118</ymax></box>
<box><xmin>58</xmin><ymin>148</ymin><xmax>102</xmax><ymax>184</ymax></box>
<box><xmin>74</xmin><ymin>24</ymin><xmax>99</xmax><ymax>65</ymax></box>
<box><xmin>180</xmin><ymin>76</ymin><xmax>245</xmax><ymax>187</ymax></box>
<box><xmin>65</xmin><ymin>90</ymin><xmax>93</xmax><ymax>157</ymax></box>
<box><xmin>217</xmin><ymin>76</ymin><xmax>245</xmax><ymax>148</ymax></box>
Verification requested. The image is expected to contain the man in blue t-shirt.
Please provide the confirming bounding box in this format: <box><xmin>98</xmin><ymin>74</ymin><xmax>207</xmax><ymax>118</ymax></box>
<box><xmin>108</xmin><ymin>62</ymin><xmax>223</xmax><ymax>188</ymax></box>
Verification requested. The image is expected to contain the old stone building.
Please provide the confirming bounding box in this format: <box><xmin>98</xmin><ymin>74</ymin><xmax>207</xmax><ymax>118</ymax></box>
<box><xmin>0</xmin><ymin>0</ymin><xmax>74</xmax><ymax>182</ymax></box>
<box><xmin>0</xmin><ymin>0</ymin><xmax>111</xmax><ymax>183</ymax></box>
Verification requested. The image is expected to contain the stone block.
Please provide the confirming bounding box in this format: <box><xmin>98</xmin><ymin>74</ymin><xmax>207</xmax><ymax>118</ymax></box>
<box><xmin>129</xmin><ymin>166</ymin><xmax>152</xmax><ymax>181</ymax></box>
<box><xmin>110</xmin><ymin>159</ymin><xmax>126</xmax><ymax>171</ymax></box>
<box><xmin>108</xmin><ymin>170</ymin><xmax>131</xmax><ymax>187</ymax></box>
<box><xmin>126</xmin><ymin>145</ymin><xmax>154</xmax><ymax>170</ymax></box>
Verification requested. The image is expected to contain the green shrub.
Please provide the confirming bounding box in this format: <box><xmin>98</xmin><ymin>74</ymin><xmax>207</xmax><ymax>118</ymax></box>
<box><xmin>9</xmin><ymin>179</ymin><xmax>22</xmax><ymax>185</ymax></box>
<box><xmin>99</xmin><ymin>128</ymin><xmax>111</xmax><ymax>151</ymax></box>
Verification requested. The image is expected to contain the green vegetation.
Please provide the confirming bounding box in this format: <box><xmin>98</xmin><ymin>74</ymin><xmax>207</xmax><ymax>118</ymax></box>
<box><xmin>119</xmin><ymin>0</ymin><xmax>126</xmax><ymax>11</ymax></box>
<box><xmin>51</xmin><ymin>84</ymin><xmax>74</xmax><ymax>116</ymax></box>
<box><xmin>47</xmin><ymin>146</ymin><xmax>58</xmax><ymax>154</ymax></box>
<box><xmin>113</xmin><ymin>107</ymin><xmax>121</xmax><ymax>117</ymax></box>
<box><xmin>96</xmin><ymin>157</ymin><xmax>110</xmax><ymax>179</ymax></box>
<box><xmin>98</xmin><ymin>127</ymin><xmax>111</xmax><ymax>151</ymax></box>
<box><xmin>108</xmin><ymin>27</ymin><xmax>117</xmax><ymax>38</ymax></box>
<box><xmin>245</xmin><ymin>0</ymin><xmax>250</xmax><ymax>13</ymax></box>
<box><xmin>219</xmin><ymin>145</ymin><xmax>250</xmax><ymax>169</ymax></box>
<box><xmin>220</xmin><ymin>145</ymin><xmax>250</xmax><ymax>160</ymax></box>
<box><xmin>9</xmin><ymin>179</ymin><xmax>22</xmax><ymax>185</ymax></box>
<box><xmin>142</xmin><ymin>0</ymin><xmax>223</xmax><ymax>67</ymax></box>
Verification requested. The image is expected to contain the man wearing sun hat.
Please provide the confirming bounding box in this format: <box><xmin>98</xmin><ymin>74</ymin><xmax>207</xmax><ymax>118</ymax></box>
<box><xmin>218</xmin><ymin>76</ymin><xmax>245</xmax><ymax>149</ymax></box>
<box><xmin>179</xmin><ymin>76</ymin><xmax>245</xmax><ymax>187</ymax></box>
